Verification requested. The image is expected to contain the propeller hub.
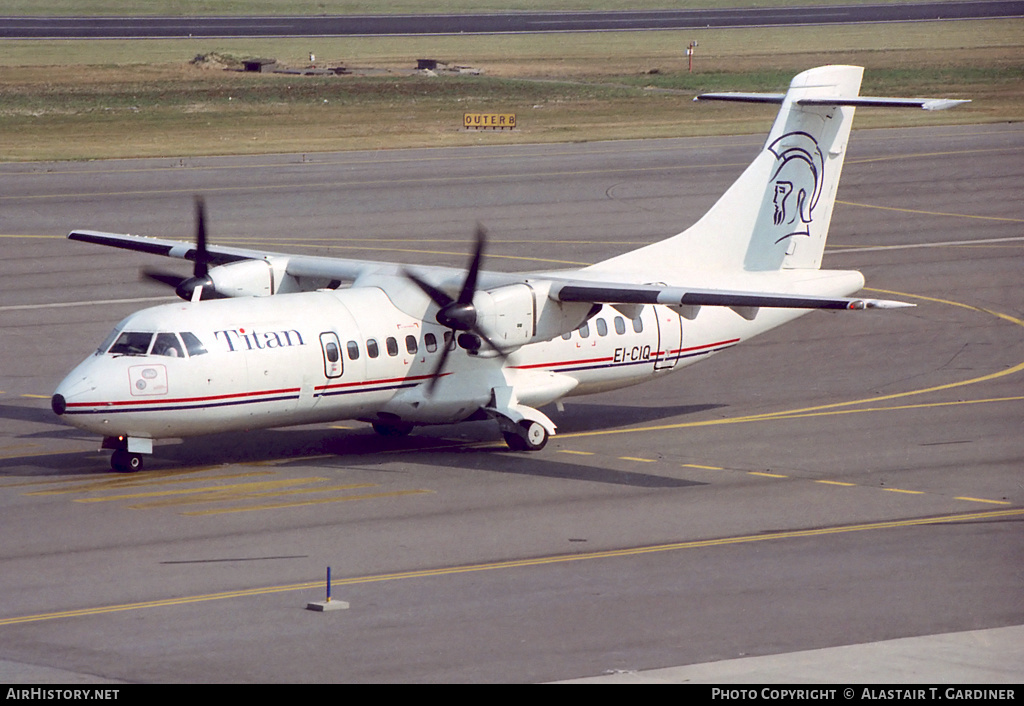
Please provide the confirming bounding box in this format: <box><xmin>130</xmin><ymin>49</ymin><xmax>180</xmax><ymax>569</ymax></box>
<box><xmin>175</xmin><ymin>276</ymin><xmax>216</xmax><ymax>301</ymax></box>
<box><xmin>437</xmin><ymin>302</ymin><xmax>477</xmax><ymax>331</ymax></box>
<box><xmin>402</xmin><ymin>224</ymin><xmax>506</xmax><ymax>395</ymax></box>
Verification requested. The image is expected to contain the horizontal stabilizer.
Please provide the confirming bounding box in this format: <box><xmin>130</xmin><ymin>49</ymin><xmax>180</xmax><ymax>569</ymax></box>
<box><xmin>798</xmin><ymin>96</ymin><xmax>970</xmax><ymax>111</ymax></box>
<box><xmin>694</xmin><ymin>92</ymin><xmax>786</xmax><ymax>104</ymax></box>
<box><xmin>696</xmin><ymin>93</ymin><xmax>969</xmax><ymax>111</ymax></box>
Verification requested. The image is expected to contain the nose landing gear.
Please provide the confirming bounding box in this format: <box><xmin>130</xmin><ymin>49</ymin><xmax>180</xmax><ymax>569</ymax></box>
<box><xmin>103</xmin><ymin>436</ymin><xmax>151</xmax><ymax>472</ymax></box>
<box><xmin>110</xmin><ymin>448</ymin><xmax>144</xmax><ymax>473</ymax></box>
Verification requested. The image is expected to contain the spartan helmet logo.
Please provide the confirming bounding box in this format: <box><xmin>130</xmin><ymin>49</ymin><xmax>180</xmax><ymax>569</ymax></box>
<box><xmin>766</xmin><ymin>131</ymin><xmax>825</xmax><ymax>243</ymax></box>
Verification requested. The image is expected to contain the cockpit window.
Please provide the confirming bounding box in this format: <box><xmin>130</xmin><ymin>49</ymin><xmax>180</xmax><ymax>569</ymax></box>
<box><xmin>96</xmin><ymin>327</ymin><xmax>122</xmax><ymax>355</ymax></box>
<box><xmin>102</xmin><ymin>330</ymin><xmax>207</xmax><ymax>358</ymax></box>
<box><xmin>108</xmin><ymin>332</ymin><xmax>153</xmax><ymax>356</ymax></box>
<box><xmin>180</xmin><ymin>332</ymin><xmax>207</xmax><ymax>357</ymax></box>
<box><xmin>152</xmin><ymin>333</ymin><xmax>185</xmax><ymax>358</ymax></box>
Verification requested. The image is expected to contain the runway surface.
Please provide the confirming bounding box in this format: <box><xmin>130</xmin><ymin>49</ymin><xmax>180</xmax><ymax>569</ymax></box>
<box><xmin>0</xmin><ymin>124</ymin><xmax>1022</xmax><ymax>683</ymax></box>
<box><xmin>3</xmin><ymin>1</ymin><xmax>1023</xmax><ymax>38</ymax></box>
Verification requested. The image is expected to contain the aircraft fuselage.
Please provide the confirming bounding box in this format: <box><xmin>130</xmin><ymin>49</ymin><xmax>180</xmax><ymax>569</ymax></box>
<box><xmin>52</xmin><ymin>285</ymin><xmax>781</xmax><ymax>442</ymax></box>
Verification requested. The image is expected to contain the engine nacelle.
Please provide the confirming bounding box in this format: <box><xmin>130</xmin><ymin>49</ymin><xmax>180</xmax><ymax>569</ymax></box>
<box><xmin>475</xmin><ymin>284</ymin><xmax>536</xmax><ymax>348</ymax></box>
<box><xmin>208</xmin><ymin>259</ymin><xmax>275</xmax><ymax>297</ymax></box>
<box><xmin>475</xmin><ymin>281</ymin><xmax>598</xmax><ymax>348</ymax></box>
<box><xmin>533</xmin><ymin>280</ymin><xmax>598</xmax><ymax>342</ymax></box>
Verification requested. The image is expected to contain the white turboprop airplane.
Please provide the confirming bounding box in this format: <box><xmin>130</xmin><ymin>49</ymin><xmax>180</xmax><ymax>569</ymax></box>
<box><xmin>52</xmin><ymin>66</ymin><xmax>967</xmax><ymax>471</ymax></box>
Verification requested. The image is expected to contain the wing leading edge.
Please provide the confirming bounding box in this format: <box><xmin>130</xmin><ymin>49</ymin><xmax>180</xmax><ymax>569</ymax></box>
<box><xmin>69</xmin><ymin>230</ymin><xmax>254</xmax><ymax>267</ymax></box>
<box><xmin>553</xmin><ymin>282</ymin><xmax>913</xmax><ymax>313</ymax></box>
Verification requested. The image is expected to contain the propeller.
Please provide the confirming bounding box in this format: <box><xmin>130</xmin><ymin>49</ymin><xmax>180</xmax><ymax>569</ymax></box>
<box><xmin>403</xmin><ymin>224</ymin><xmax>507</xmax><ymax>393</ymax></box>
<box><xmin>142</xmin><ymin>196</ymin><xmax>219</xmax><ymax>301</ymax></box>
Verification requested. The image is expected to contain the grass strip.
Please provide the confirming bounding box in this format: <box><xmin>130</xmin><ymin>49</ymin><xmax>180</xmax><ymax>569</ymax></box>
<box><xmin>1</xmin><ymin>20</ymin><xmax>1019</xmax><ymax>161</ymax></box>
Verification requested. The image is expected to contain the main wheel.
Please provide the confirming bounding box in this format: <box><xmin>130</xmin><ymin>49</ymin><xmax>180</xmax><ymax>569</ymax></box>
<box><xmin>111</xmin><ymin>448</ymin><xmax>143</xmax><ymax>473</ymax></box>
<box><xmin>371</xmin><ymin>421</ymin><xmax>414</xmax><ymax>438</ymax></box>
<box><xmin>502</xmin><ymin>420</ymin><xmax>548</xmax><ymax>451</ymax></box>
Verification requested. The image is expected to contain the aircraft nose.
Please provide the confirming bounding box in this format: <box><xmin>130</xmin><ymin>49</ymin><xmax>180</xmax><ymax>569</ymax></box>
<box><xmin>52</xmin><ymin>361</ymin><xmax>101</xmax><ymax>418</ymax></box>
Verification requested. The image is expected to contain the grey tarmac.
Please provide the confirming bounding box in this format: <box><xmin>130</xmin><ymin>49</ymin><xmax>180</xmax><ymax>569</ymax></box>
<box><xmin>3</xmin><ymin>2</ymin><xmax>1023</xmax><ymax>38</ymax></box>
<box><xmin>0</xmin><ymin>123</ymin><xmax>1021</xmax><ymax>683</ymax></box>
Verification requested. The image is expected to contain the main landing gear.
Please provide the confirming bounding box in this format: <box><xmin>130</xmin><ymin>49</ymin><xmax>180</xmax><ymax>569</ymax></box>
<box><xmin>501</xmin><ymin>419</ymin><xmax>549</xmax><ymax>451</ymax></box>
<box><xmin>371</xmin><ymin>420</ymin><xmax>414</xmax><ymax>438</ymax></box>
<box><xmin>487</xmin><ymin>386</ymin><xmax>554</xmax><ymax>452</ymax></box>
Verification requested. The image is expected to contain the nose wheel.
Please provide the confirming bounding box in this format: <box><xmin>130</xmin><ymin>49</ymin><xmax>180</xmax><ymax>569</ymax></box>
<box><xmin>102</xmin><ymin>436</ymin><xmax>151</xmax><ymax>472</ymax></box>
<box><xmin>110</xmin><ymin>448</ymin><xmax>144</xmax><ymax>473</ymax></box>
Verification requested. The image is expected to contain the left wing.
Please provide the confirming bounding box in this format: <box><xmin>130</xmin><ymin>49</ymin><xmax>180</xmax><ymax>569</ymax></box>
<box><xmin>68</xmin><ymin>230</ymin><xmax>479</xmax><ymax>287</ymax></box>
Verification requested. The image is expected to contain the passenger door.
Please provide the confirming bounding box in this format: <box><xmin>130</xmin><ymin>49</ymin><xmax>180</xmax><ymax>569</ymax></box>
<box><xmin>319</xmin><ymin>332</ymin><xmax>343</xmax><ymax>379</ymax></box>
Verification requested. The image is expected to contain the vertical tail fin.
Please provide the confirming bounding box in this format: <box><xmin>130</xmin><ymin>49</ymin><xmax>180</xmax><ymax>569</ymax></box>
<box><xmin>747</xmin><ymin>65</ymin><xmax>863</xmax><ymax>270</ymax></box>
<box><xmin>587</xmin><ymin>66</ymin><xmax>965</xmax><ymax>279</ymax></box>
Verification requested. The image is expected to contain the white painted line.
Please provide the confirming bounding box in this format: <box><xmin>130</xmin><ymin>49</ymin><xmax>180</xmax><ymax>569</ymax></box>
<box><xmin>0</xmin><ymin>296</ymin><xmax>174</xmax><ymax>312</ymax></box>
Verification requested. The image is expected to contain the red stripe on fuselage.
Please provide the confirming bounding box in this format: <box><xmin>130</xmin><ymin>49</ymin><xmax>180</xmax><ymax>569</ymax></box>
<box><xmin>670</xmin><ymin>338</ymin><xmax>740</xmax><ymax>356</ymax></box>
<box><xmin>315</xmin><ymin>372</ymin><xmax>442</xmax><ymax>394</ymax></box>
<box><xmin>511</xmin><ymin>338</ymin><xmax>740</xmax><ymax>370</ymax></box>
<box><xmin>510</xmin><ymin>355</ymin><xmax>615</xmax><ymax>371</ymax></box>
<box><xmin>64</xmin><ymin>386</ymin><xmax>301</xmax><ymax>410</ymax></box>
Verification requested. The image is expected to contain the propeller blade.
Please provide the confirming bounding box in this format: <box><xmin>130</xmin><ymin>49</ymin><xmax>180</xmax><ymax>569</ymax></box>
<box><xmin>138</xmin><ymin>197</ymin><xmax>220</xmax><ymax>302</ymax></box>
<box><xmin>193</xmin><ymin>196</ymin><xmax>210</xmax><ymax>279</ymax></box>
<box><xmin>470</xmin><ymin>326</ymin><xmax>509</xmax><ymax>361</ymax></box>
<box><xmin>403</xmin><ymin>268</ymin><xmax>455</xmax><ymax>309</ymax></box>
<box><xmin>404</xmin><ymin>223</ymin><xmax>501</xmax><ymax>394</ymax></box>
<box><xmin>425</xmin><ymin>335</ymin><xmax>454</xmax><ymax>395</ymax></box>
<box><xmin>141</xmin><ymin>268</ymin><xmax>187</xmax><ymax>289</ymax></box>
<box><xmin>458</xmin><ymin>223</ymin><xmax>486</xmax><ymax>305</ymax></box>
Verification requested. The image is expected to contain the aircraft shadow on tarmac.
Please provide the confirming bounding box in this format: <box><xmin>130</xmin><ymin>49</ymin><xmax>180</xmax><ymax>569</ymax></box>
<box><xmin>548</xmin><ymin>402</ymin><xmax>722</xmax><ymax>434</ymax></box>
<box><xmin>420</xmin><ymin>450</ymin><xmax>705</xmax><ymax>488</ymax></box>
<box><xmin>0</xmin><ymin>402</ymin><xmax>60</xmax><ymax>426</ymax></box>
<box><xmin>5</xmin><ymin>401</ymin><xmax>719</xmax><ymax>486</ymax></box>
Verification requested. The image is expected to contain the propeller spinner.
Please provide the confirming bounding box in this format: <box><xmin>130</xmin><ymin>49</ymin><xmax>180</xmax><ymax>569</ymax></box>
<box><xmin>404</xmin><ymin>225</ymin><xmax>507</xmax><ymax>392</ymax></box>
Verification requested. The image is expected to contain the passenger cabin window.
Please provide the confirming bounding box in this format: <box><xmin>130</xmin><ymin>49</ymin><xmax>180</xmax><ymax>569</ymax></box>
<box><xmin>367</xmin><ymin>339</ymin><xmax>379</xmax><ymax>358</ymax></box>
<box><xmin>386</xmin><ymin>337</ymin><xmax>399</xmax><ymax>357</ymax></box>
<box><xmin>614</xmin><ymin>317</ymin><xmax>626</xmax><ymax>335</ymax></box>
<box><xmin>632</xmin><ymin>317</ymin><xmax>644</xmax><ymax>333</ymax></box>
<box><xmin>596</xmin><ymin>318</ymin><xmax>608</xmax><ymax>337</ymax></box>
<box><xmin>346</xmin><ymin>341</ymin><xmax>360</xmax><ymax>360</ymax></box>
<box><xmin>425</xmin><ymin>333</ymin><xmax>438</xmax><ymax>353</ymax></box>
<box><xmin>405</xmin><ymin>335</ymin><xmax>418</xmax><ymax>355</ymax></box>
<box><xmin>578</xmin><ymin>323</ymin><xmax>590</xmax><ymax>339</ymax></box>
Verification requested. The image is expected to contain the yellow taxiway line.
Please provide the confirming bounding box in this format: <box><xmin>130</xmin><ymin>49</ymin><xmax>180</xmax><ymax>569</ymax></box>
<box><xmin>1</xmin><ymin>508</ymin><xmax>1019</xmax><ymax>628</ymax></box>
